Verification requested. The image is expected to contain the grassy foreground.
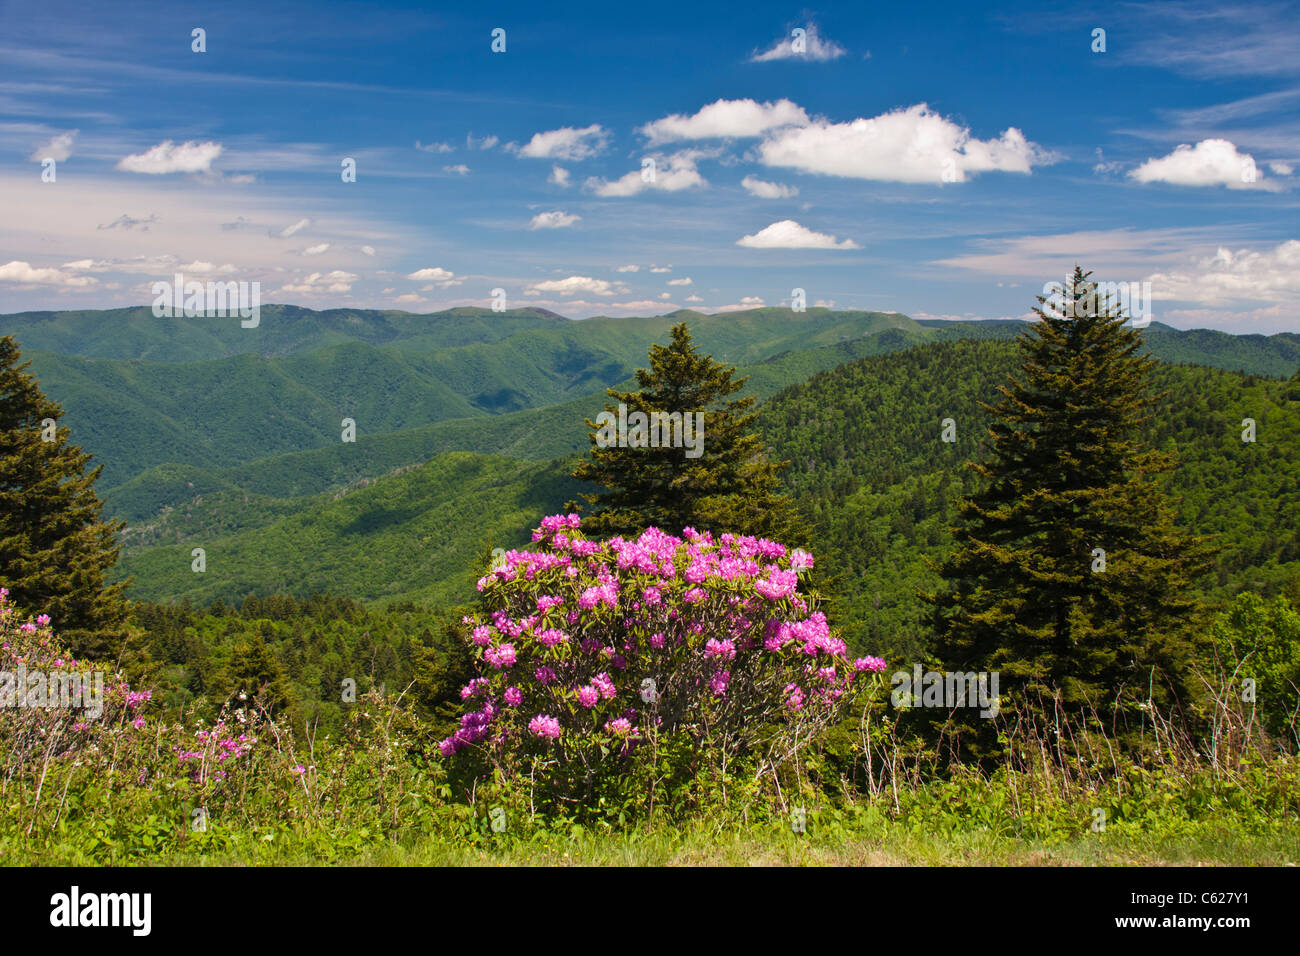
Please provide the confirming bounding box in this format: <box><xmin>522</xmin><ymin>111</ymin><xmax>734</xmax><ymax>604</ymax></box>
<box><xmin>6</xmin><ymin>784</ymin><xmax>1297</xmax><ymax>867</ymax></box>
<box><xmin>7</xmin><ymin>819</ymin><xmax>1296</xmax><ymax>867</ymax></box>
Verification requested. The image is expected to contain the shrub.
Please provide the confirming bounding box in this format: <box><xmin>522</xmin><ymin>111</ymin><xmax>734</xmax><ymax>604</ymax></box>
<box><xmin>1211</xmin><ymin>592</ymin><xmax>1300</xmax><ymax>745</ymax></box>
<box><xmin>441</xmin><ymin>515</ymin><xmax>886</xmax><ymax>814</ymax></box>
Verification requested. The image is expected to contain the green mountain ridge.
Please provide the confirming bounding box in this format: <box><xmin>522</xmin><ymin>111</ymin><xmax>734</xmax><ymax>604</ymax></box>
<box><xmin>118</xmin><ymin>451</ymin><xmax>587</xmax><ymax>608</ymax></box>
<box><xmin>103</xmin><ymin>328</ymin><xmax>937</xmax><ymax>522</ymax></box>
<box><xmin>113</xmin><ymin>338</ymin><xmax>1300</xmax><ymax>630</ymax></box>
<box><xmin>14</xmin><ymin>307</ymin><xmax>922</xmax><ymax>489</ymax></box>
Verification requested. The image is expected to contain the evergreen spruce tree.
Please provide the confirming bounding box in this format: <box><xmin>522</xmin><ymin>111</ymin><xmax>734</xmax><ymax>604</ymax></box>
<box><xmin>924</xmin><ymin>268</ymin><xmax>1213</xmax><ymax>742</ymax></box>
<box><xmin>221</xmin><ymin>632</ymin><xmax>294</xmax><ymax>715</ymax></box>
<box><xmin>568</xmin><ymin>322</ymin><xmax>801</xmax><ymax>540</ymax></box>
<box><xmin>0</xmin><ymin>336</ymin><xmax>129</xmax><ymax>658</ymax></box>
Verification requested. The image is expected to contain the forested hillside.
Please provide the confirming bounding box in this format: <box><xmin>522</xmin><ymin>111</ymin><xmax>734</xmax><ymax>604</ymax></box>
<box><xmin>5</xmin><ymin>303</ymin><xmax>1297</xmax><ymax>681</ymax></box>
<box><xmin>761</xmin><ymin>339</ymin><xmax>1300</xmax><ymax>660</ymax></box>
<box><xmin>110</xmin><ymin>333</ymin><xmax>1300</xmax><ymax>664</ymax></box>
<box><xmin>21</xmin><ymin>306</ymin><xmax>920</xmax><ymax>490</ymax></box>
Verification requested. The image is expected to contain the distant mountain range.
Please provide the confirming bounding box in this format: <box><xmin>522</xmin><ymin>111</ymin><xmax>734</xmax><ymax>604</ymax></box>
<box><xmin>3</xmin><ymin>303</ymin><xmax>1297</xmax><ymax>630</ymax></box>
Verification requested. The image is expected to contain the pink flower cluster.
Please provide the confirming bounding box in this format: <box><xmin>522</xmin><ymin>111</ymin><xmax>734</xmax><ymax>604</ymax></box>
<box><xmin>440</xmin><ymin>514</ymin><xmax>885</xmax><ymax>762</ymax></box>
<box><xmin>528</xmin><ymin>714</ymin><xmax>562</xmax><ymax>739</ymax></box>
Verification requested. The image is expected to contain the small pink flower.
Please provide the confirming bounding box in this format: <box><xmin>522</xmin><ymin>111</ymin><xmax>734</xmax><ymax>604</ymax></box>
<box><xmin>604</xmin><ymin>717</ymin><xmax>634</xmax><ymax>737</ymax></box>
<box><xmin>705</xmin><ymin>638</ymin><xmax>736</xmax><ymax>661</ymax></box>
<box><xmin>536</xmin><ymin>628</ymin><xmax>569</xmax><ymax>648</ymax></box>
<box><xmin>528</xmin><ymin>714</ymin><xmax>562</xmax><ymax>739</ymax></box>
<box><xmin>592</xmin><ymin>672</ymin><xmax>617</xmax><ymax>700</ymax></box>
<box><xmin>485</xmin><ymin>643</ymin><xmax>516</xmax><ymax>669</ymax></box>
<box><xmin>504</xmin><ymin>686</ymin><xmax>523</xmax><ymax>706</ymax></box>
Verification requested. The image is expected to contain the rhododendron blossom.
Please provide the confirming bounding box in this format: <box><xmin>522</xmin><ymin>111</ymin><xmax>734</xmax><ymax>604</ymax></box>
<box><xmin>441</xmin><ymin>515</ymin><xmax>886</xmax><ymax>792</ymax></box>
<box><xmin>528</xmin><ymin>714</ymin><xmax>562</xmax><ymax>739</ymax></box>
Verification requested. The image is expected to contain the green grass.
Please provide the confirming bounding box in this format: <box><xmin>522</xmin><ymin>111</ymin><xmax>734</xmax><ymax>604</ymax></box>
<box><xmin>8</xmin><ymin>817</ymin><xmax>1295</xmax><ymax>867</ymax></box>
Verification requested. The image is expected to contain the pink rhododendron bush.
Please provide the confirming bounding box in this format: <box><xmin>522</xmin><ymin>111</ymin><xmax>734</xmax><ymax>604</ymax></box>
<box><xmin>443</xmin><ymin>515</ymin><xmax>887</xmax><ymax>811</ymax></box>
<box><xmin>0</xmin><ymin>588</ymin><xmax>308</xmax><ymax>851</ymax></box>
<box><xmin>0</xmin><ymin>588</ymin><xmax>268</xmax><ymax>803</ymax></box>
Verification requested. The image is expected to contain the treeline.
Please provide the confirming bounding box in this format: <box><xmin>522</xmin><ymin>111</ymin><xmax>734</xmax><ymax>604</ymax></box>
<box><xmin>127</xmin><ymin>593</ymin><xmax>473</xmax><ymax>736</ymax></box>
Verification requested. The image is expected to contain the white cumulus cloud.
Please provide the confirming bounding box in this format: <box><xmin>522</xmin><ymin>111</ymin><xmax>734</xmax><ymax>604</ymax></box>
<box><xmin>736</xmin><ymin>220</ymin><xmax>860</xmax><ymax>249</ymax></box>
<box><xmin>529</xmin><ymin>210</ymin><xmax>581</xmax><ymax>229</ymax></box>
<box><xmin>518</xmin><ymin>124</ymin><xmax>609</xmax><ymax>161</ymax></box>
<box><xmin>277</xmin><ymin>270</ymin><xmax>357</xmax><ymax>294</ymax></box>
<box><xmin>0</xmin><ymin>260</ymin><xmax>97</xmax><ymax>288</ymax></box>
<box><xmin>587</xmin><ymin>151</ymin><xmax>708</xmax><ymax>196</ymax></box>
<box><xmin>640</xmin><ymin>98</ymin><xmax>809</xmax><ymax>145</ymax></box>
<box><xmin>407</xmin><ymin>267</ymin><xmax>455</xmax><ymax>282</ymax></box>
<box><xmin>117</xmin><ymin>140</ymin><xmax>223</xmax><ymax>175</ymax></box>
<box><xmin>1146</xmin><ymin>240</ymin><xmax>1300</xmax><ymax>304</ymax></box>
<box><xmin>741</xmin><ymin>174</ymin><xmax>798</xmax><ymax>198</ymax></box>
<box><xmin>29</xmin><ymin>129</ymin><xmax>78</xmax><ymax>163</ymax></box>
<box><xmin>530</xmin><ymin>275</ymin><xmax>619</xmax><ymax>296</ymax></box>
<box><xmin>1130</xmin><ymin>138</ymin><xmax>1276</xmax><ymax>189</ymax></box>
<box><xmin>758</xmin><ymin>104</ymin><xmax>1050</xmax><ymax>183</ymax></box>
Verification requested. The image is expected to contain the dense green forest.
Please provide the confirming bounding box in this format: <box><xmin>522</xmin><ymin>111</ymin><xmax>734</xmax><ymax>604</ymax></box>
<box><xmin>128</xmin><ymin>593</ymin><xmax>470</xmax><ymax>737</ymax></box>
<box><xmin>761</xmin><ymin>339</ymin><xmax>1300</xmax><ymax>660</ymax></box>
<box><xmin>110</xmin><ymin>336</ymin><xmax>1300</xmax><ymax>665</ymax></box>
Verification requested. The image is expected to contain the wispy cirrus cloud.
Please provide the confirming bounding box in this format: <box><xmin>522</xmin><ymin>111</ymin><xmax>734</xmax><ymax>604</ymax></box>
<box><xmin>748</xmin><ymin>23</ymin><xmax>847</xmax><ymax>62</ymax></box>
<box><xmin>1118</xmin><ymin>1</ymin><xmax>1300</xmax><ymax>78</ymax></box>
<box><xmin>529</xmin><ymin>210</ymin><xmax>581</xmax><ymax>229</ymax></box>
<box><xmin>29</xmin><ymin>128</ymin><xmax>77</xmax><ymax>162</ymax></box>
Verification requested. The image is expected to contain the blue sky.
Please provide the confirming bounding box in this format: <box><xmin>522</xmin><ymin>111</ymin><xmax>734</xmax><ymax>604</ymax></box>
<box><xmin>1</xmin><ymin>0</ymin><xmax>1298</xmax><ymax>331</ymax></box>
